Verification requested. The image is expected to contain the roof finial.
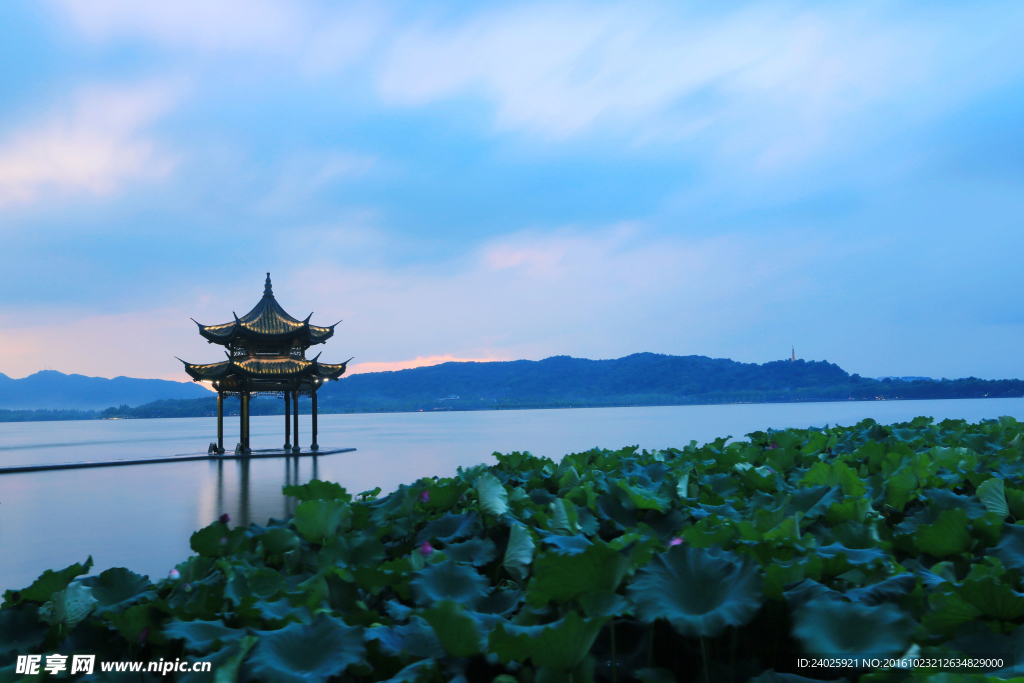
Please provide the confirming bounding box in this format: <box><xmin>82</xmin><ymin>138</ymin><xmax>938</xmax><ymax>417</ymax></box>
<box><xmin>264</xmin><ymin>273</ymin><xmax>273</xmax><ymax>297</ymax></box>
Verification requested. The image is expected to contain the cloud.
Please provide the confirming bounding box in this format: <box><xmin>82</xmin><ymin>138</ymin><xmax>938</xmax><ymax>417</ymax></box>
<box><xmin>53</xmin><ymin>0</ymin><xmax>305</xmax><ymax>52</ymax></box>
<box><xmin>0</xmin><ymin>83</ymin><xmax>179</xmax><ymax>208</ymax></box>
<box><xmin>376</xmin><ymin>1</ymin><xmax>1022</xmax><ymax>163</ymax></box>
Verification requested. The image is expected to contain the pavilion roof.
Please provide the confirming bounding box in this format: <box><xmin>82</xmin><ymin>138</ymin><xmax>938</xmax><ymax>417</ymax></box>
<box><xmin>179</xmin><ymin>356</ymin><xmax>349</xmax><ymax>382</ymax></box>
<box><xmin>195</xmin><ymin>274</ymin><xmax>336</xmax><ymax>346</ymax></box>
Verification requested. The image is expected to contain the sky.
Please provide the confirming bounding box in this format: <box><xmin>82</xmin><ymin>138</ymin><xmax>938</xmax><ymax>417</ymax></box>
<box><xmin>0</xmin><ymin>0</ymin><xmax>1022</xmax><ymax>383</ymax></box>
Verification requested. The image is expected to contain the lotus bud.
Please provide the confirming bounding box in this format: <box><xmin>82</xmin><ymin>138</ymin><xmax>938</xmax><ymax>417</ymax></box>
<box><xmin>418</xmin><ymin>541</ymin><xmax>434</xmax><ymax>556</ymax></box>
<box><xmin>219</xmin><ymin>513</ymin><xmax>230</xmax><ymax>524</ymax></box>
<box><xmin>168</xmin><ymin>568</ymin><xmax>180</xmax><ymax>580</ymax></box>
<box><xmin>184</xmin><ymin>583</ymin><xmax>192</xmax><ymax>592</ymax></box>
<box><xmin>669</xmin><ymin>537</ymin><xmax>683</xmax><ymax>546</ymax></box>
<box><xmin>138</xmin><ymin>627</ymin><xmax>150</xmax><ymax>643</ymax></box>
<box><xmin>419</xmin><ymin>490</ymin><xmax>430</xmax><ymax>503</ymax></box>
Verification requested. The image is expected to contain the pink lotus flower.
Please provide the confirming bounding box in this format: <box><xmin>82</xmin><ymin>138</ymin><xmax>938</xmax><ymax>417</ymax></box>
<box><xmin>418</xmin><ymin>541</ymin><xmax>434</xmax><ymax>556</ymax></box>
<box><xmin>168</xmin><ymin>569</ymin><xmax>180</xmax><ymax>580</ymax></box>
<box><xmin>219</xmin><ymin>513</ymin><xmax>230</xmax><ymax>524</ymax></box>
<box><xmin>669</xmin><ymin>537</ymin><xmax>683</xmax><ymax>546</ymax></box>
<box><xmin>419</xmin><ymin>490</ymin><xmax>430</xmax><ymax>503</ymax></box>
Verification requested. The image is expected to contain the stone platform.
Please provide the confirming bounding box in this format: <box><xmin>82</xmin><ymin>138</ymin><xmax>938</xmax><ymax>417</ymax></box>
<box><xmin>0</xmin><ymin>447</ymin><xmax>355</xmax><ymax>475</ymax></box>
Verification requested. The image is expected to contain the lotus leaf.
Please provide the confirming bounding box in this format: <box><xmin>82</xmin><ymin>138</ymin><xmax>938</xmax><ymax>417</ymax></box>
<box><xmin>528</xmin><ymin>540</ymin><xmax>630</xmax><ymax>606</ymax></box>
<box><xmin>488</xmin><ymin>610</ymin><xmax>605</xmax><ymax>671</ymax></box>
<box><xmin>416</xmin><ymin>512</ymin><xmax>479</xmax><ymax>544</ymax></box>
<box><xmin>976</xmin><ymin>477</ymin><xmax>1009</xmax><ymax>518</ymax></box>
<box><xmin>3</xmin><ymin>556</ymin><xmax>92</xmax><ymax>605</ymax></box>
<box><xmin>422</xmin><ymin>600</ymin><xmax>483</xmax><ymax>657</ymax></box>
<box><xmin>82</xmin><ymin>567</ymin><xmax>153</xmax><ymax>614</ymax></box>
<box><xmin>39</xmin><ymin>581</ymin><xmax>97</xmax><ymax>629</ymax></box>
<box><xmin>283</xmin><ymin>480</ymin><xmax>350</xmax><ymax>502</ymax></box>
<box><xmin>248</xmin><ymin>614</ymin><xmax>365</xmax><ymax>683</ymax></box>
<box><xmin>792</xmin><ymin>598</ymin><xmax>915</xmax><ymax>657</ymax></box>
<box><xmin>410</xmin><ymin>560</ymin><xmax>491</xmax><ymax>609</ymax></box>
<box><xmin>292</xmin><ymin>499</ymin><xmax>351</xmax><ymax>544</ymax></box>
<box><xmin>163</xmin><ymin>618</ymin><xmax>245</xmax><ymax>653</ymax></box>
<box><xmin>476</xmin><ymin>472</ymin><xmax>510</xmax><ymax>517</ymax></box>
<box><xmin>914</xmin><ymin>509</ymin><xmax>972</xmax><ymax>558</ymax></box>
<box><xmin>628</xmin><ymin>545</ymin><xmax>763</xmax><ymax>637</ymax></box>
<box><xmin>442</xmin><ymin>537</ymin><xmax>497</xmax><ymax>566</ymax></box>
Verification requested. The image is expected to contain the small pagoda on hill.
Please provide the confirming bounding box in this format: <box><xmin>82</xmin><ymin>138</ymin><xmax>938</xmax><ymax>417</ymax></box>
<box><xmin>180</xmin><ymin>274</ymin><xmax>350</xmax><ymax>454</ymax></box>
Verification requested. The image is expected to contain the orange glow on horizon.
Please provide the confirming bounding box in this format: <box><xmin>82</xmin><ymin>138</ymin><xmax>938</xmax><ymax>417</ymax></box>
<box><xmin>347</xmin><ymin>355</ymin><xmax>504</xmax><ymax>375</ymax></box>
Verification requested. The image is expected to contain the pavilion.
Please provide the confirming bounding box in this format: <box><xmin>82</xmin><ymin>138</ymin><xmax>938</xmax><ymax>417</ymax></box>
<box><xmin>179</xmin><ymin>274</ymin><xmax>350</xmax><ymax>454</ymax></box>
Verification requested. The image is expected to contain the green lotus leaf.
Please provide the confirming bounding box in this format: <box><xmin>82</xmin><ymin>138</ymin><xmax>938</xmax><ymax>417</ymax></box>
<box><xmin>628</xmin><ymin>545</ymin><xmax>763</xmax><ymax>638</ymax></box>
<box><xmin>541</xmin><ymin>534</ymin><xmax>592</xmax><ymax>555</ymax></box>
<box><xmin>39</xmin><ymin>581</ymin><xmax>97</xmax><ymax>629</ymax></box>
<box><xmin>443</xmin><ymin>538</ymin><xmax>497</xmax><ymax>567</ymax></box>
<box><xmin>958</xmin><ymin>573</ymin><xmax>1024</xmax><ymax>620</ymax></box>
<box><xmin>995</xmin><ymin>524</ymin><xmax>1024</xmax><ymax>572</ymax></box>
<box><xmin>163</xmin><ymin>619</ymin><xmax>246</xmax><ymax>653</ymax></box>
<box><xmin>422</xmin><ymin>600</ymin><xmax>483</xmax><ymax>657</ymax></box>
<box><xmin>366</xmin><ymin>616</ymin><xmax>443</xmax><ymax>659</ymax></box>
<box><xmin>179</xmin><ymin>636</ymin><xmax>255</xmax><ymax>683</ymax></box>
<box><xmin>914</xmin><ymin>509</ymin><xmax>972</xmax><ymax>558</ymax></box>
<box><xmin>248</xmin><ymin>614</ymin><xmax>365</xmax><ymax>683</ymax></box>
<box><xmin>922</xmin><ymin>590</ymin><xmax>983</xmax><ymax>636</ymax></box>
<box><xmin>410</xmin><ymin>560</ymin><xmax>491</xmax><ymax>609</ymax></box>
<box><xmin>921</xmin><ymin>489</ymin><xmax>987</xmax><ymax>519</ymax></box>
<box><xmin>789</xmin><ymin>485</ymin><xmax>844</xmax><ymax>520</ymax></box>
<box><xmin>190</xmin><ymin>522</ymin><xmax>248</xmax><ymax>557</ymax></box>
<box><xmin>379</xmin><ymin>659</ymin><xmax>439</xmax><ymax>683</ymax></box>
<box><xmin>616</xmin><ymin>480</ymin><xmax>670</xmax><ymax>512</ymax></box>
<box><xmin>259</xmin><ymin>527</ymin><xmax>301</xmax><ymax>555</ymax></box>
<box><xmin>528</xmin><ymin>540</ymin><xmax>630</xmax><ymax>606</ymax></box>
<box><xmin>488</xmin><ymin>610</ymin><xmax>605</xmax><ymax>671</ymax></box>
<box><xmin>292</xmin><ymin>499</ymin><xmax>351</xmax><ymax>544</ymax></box>
<box><xmin>559</xmin><ymin>465</ymin><xmax>581</xmax><ymax>490</ymax></box>
<box><xmin>283</xmin><ymin>479</ymin><xmax>351</xmax><ymax>502</ymax></box>
<box><xmin>579</xmin><ymin>590</ymin><xmax>632</xmax><ymax>618</ymax></box>
<box><xmin>976</xmin><ymin>478</ymin><xmax>1009</xmax><ymax>518</ymax></box>
<box><xmin>416</xmin><ymin>512</ymin><xmax>479</xmax><ymax>544</ymax></box>
<box><xmin>109</xmin><ymin>603</ymin><xmax>164</xmax><ymax>644</ymax></box>
<box><xmin>476</xmin><ymin>472</ymin><xmax>509</xmax><ymax>517</ymax></box>
<box><xmin>548</xmin><ymin>499</ymin><xmax>576</xmax><ymax>535</ymax></box>
<box><xmin>82</xmin><ymin>567</ymin><xmax>153</xmax><ymax>614</ymax></box>
<box><xmin>478</xmin><ymin>588</ymin><xmax>523</xmax><ymax>616</ymax></box>
<box><xmin>424</xmin><ymin>480</ymin><xmax>467</xmax><ymax>512</ymax></box>
<box><xmin>504</xmin><ymin>524</ymin><xmax>536</xmax><ymax>583</ymax></box>
<box><xmin>3</xmin><ymin>556</ymin><xmax>92</xmax><ymax>605</ymax></box>
<box><xmin>0</xmin><ymin>604</ymin><xmax>47</xmax><ymax>653</ymax></box>
<box><xmin>801</xmin><ymin>461</ymin><xmax>866</xmax><ymax>497</ymax></box>
<box><xmin>792</xmin><ymin>598</ymin><xmax>915</xmax><ymax>657</ymax></box>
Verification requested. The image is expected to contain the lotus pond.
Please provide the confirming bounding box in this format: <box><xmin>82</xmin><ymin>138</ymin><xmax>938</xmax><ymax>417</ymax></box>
<box><xmin>7</xmin><ymin>416</ymin><xmax>1024</xmax><ymax>682</ymax></box>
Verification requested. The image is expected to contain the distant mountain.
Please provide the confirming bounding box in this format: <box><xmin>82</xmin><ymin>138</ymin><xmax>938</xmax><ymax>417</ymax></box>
<box><xmin>3</xmin><ymin>353</ymin><xmax>1022</xmax><ymax>422</ymax></box>
<box><xmin>0</xmin><ymin>370</ymin><xmax>212</xmax><ymax>410</ymax></box>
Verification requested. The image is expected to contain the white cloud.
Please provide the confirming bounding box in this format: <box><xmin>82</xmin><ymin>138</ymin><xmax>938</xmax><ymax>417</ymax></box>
<box><xmin>53</xmin><ymin>0</ymin><xmax>306</xmax><ymax>52</ymax></box>
<box><xmin>0</xmin><ymin>83</ymin><xmax>179</xmax><ymax>208</ymax></box>
<box><xmin>376</xmin><ymin>1</ymin><xmax>1022</xmax><ymax>164</ymax></box>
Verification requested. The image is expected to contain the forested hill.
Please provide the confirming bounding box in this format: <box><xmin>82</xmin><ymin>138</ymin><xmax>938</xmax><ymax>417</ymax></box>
<box><xmin>0</xmin><ymin>369</ymin><xmax>211</xmax><ymax>411</ymax></box>
<box><xmin>16</xmin><ymin>352</ymin><xmax>1018</xmax><ymax>421</ymax></box>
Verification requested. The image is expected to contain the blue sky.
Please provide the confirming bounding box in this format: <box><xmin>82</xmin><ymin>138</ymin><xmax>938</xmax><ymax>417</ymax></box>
<box><xmin>0</xmin><ymin>0</ymin><xmax>1022</xmax><ymax>382</ymax></box>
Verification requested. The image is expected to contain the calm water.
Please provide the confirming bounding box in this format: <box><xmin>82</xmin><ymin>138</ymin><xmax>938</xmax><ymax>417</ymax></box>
<box><xmin>2</xmin><ymin>398</ymin><xmax>1022</xmax><ymax>590</ymax></box>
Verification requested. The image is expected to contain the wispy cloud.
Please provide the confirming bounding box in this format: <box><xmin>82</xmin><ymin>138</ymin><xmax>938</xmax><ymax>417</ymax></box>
<box><xmin>376</xmin><ymin>2</ymin><xmax>1022</xmax><ymax>164</ymax></box>
<box><xmin>0</xmin><ymin>83</ymin><xmax>179</xmax><ymax>208</ymax></box>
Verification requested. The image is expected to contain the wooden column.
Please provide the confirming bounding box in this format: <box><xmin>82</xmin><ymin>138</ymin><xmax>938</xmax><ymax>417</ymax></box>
<box><xmin>292</xmin><ymin>391</ymin><xmax>299</xmax><ymax>452</ymax></box>
<box><xmin>283</xmin><ymin>390</ymin><xmax>291</xmax><ymax>450</ymax></box>
<box><xmin>242</xmin><ymin>392</ymin><xmax>251</xmax><ymax>453</ymax></box>
<box><xmin>216</xmin><ymin>392</ymin><xmax>224</xmax><ymax>453</ymax></box>
<box><xmin>238</xmin><ymin>393</ymin><xmax>245</xmax><ymax>453</ymax></box>
<box><xmin>311</xmin><ymin>389</ymin><xmax>319</xmax><ymax>451</ymax></box>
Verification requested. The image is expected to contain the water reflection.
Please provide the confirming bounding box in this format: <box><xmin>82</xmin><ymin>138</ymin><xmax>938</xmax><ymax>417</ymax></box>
<box><xmin>209</xmin><ymin>455</ymin><xmax>320</xmax><ymax>528</ymax></box>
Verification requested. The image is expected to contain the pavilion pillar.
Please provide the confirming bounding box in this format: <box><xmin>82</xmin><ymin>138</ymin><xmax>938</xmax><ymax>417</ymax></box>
<box><xmin>311</xmin><ymin>389</ymin><xmax>319</xmax><ymax>451</ymax></box>
<box><xmin>216</xmin><ymin>392</ymin><xmax>224</xmax><ymax>454</ymax></box>
<box><xmin>283</xmin><ymin>390</ymin><xmax>291</xmax><ymax>451</ymax></box>
<box><xmin>292</xmin><ymin>391</ymin><xmax>300</xmax><ymax>452</ymax></box>
<box><xmin>242</xmin><ymin>392</ymin><xmax>251</xmax><ymax>453</ymax></box>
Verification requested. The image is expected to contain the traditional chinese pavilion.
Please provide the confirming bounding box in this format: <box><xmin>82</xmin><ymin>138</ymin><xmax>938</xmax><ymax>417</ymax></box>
<box><xmin>179</xmin><ymin>274</ymin><xmax>349</xmax><ymax>454</ymax></box>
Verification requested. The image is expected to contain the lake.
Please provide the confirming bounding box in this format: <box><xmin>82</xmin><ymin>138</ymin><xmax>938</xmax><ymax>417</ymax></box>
<box><xmin>2</xmin><ymin>397</ymin><xmax>1022</xmax><ymax>590</ymax></box>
